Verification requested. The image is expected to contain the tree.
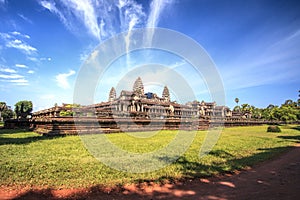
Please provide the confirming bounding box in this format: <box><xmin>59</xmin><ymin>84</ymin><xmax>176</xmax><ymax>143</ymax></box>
<box><xmin>2</xmin><ymin>108</ymin><xmax>14</xmax><ymax>120</ymax></box>
<box><xmin>14</xmin><ymin>100</ymin><xmax>33</xmax><ymax>119</ymax></box>
<box><xmin>283</xmin><ymin>99</ymin><xmax>297</xmax><ymax>108</ymax></box>
<box><xmin>235</xmin><ymin>98</ymin><xmax>239</xmax><ymax>106</ymax></box>
<box><xmin>0</xmin><ymin>102</ymin><xmax>7</xmax><ymax>121</ymax></box>
<box><xmin>0</xmin><ymin>102</ymin><xmax>6</xmax><ymax>121</ymax></box>
<box><xmin>233</xmin><ymin>105</ymin><xmax>241</xmax><ymax>112</ymax></box>
<box><xmin>241</xmin><ymin>104</ymin><xmax>251</xmax><ymax>112</ymax></box>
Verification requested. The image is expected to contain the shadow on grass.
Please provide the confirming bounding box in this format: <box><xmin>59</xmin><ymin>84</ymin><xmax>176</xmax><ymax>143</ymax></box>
<box><xmin>0</xmin><ymin>128</ymin><xmax>31</xmax><ymax>134</ymax></box>
<box><xmin>277</xmin><ymin>135</ymin><xmax>300</xmax><ymax>143</ymax></box>
<box><xmin>0</xmin><ymin>128</ymin><xmax>65</xmax><ymax>146</ymax></box>
<box><xmin>11</xmin><ymin>144</ymin><xmax>298</xmax><ymax>200</ymax></box>
<box><xmin>291</xmin><ymin>126</ymin><xmax>300</xmax><ymax>131</ymax></box>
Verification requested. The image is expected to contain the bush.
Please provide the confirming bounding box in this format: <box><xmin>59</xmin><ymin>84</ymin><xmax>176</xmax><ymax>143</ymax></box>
<box><xmin>59</xmin><ymin>110</ymin><xmax>74</xmax><ymax>116</ymax></box>
<box><xmin>267</xmin><ymin>125</ymin><xmax>281</xmax><ymax>133</ymax></box>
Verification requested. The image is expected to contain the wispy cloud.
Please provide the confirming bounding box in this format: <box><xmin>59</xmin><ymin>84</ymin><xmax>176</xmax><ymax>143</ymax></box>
<box><xmin>0</xmin><ymin>74</ymin><xmax>23</xmax><ymax>79</ymax></box>
<box><xmin>10</xmin><ymin>31</ymin><xmax>30</xmax><ymax>39</ymax></box>
<box><xmin>147</xmin><ymin>0</ymin><xmax>173</xmax><ymax>28</ymax></box>
<box><xmin>15</xmin><ymin>64</ymin><xmax>28</xmax><ymax>68</ymax></box>
<box><xmin>39</xmin><ymin>0</ymin><xmax>172</xmax><ymax>42</ymax></box>
<box><xmin>27</xmin><ymin>57</ymin><xmax>39</xmax><ymax>62</ymax></box>
<box><xmin>64</xmin><ymin>0</ymin><xmax>100</xmax><ymax>40</ymax></box>
<box><xmin>6</xmin><ymin>39</ymin><xmax>37</xmax><ymax>55</ymax></box>
<box><xmin>18</xmin><ymin>14</ymin><xmax>33</xmax><ymax>24</ymax></box>
<box><xmin>40</xmin><ymin>57</ymin><xmax>51</xmax><ymax>61</ymax></box>
<box><xmin>40</xmin><ymin>0</ymin><xmax>100</xmax><ymax>39</ymax></box>
<box><xmin>146</xmin><ymin>0</ymin><xmax>174</xmax><ymax>44</ymax></box>
<box><xmin>55</xmin><ymin>70</ymin><xmax>76</xmax><ymax>89</ymax></box>
<box><xmin>220</xmin><ymin>28</ymin><xmax>300</xmax><ymax>91</ymax></box>
<box><xmin>27</xmin><ymin>70</ymin><xmax>34</xmax><ymax>74</ymax></box>
<box><xmin>0</xmin><ymin>65</ymin><xmax>30</xmax><ymax>86</ymax></box>
<box><xmin>0</xmin><ymin>31</ymin><xmax>37</xmax><ymax>55</ymax></box>
<box><xmin>40</xmin><ymin>0</ymin><xmax>69</xmax><ymax>31</ymax></box>
<box><xmin>0</xmin><ymin>67</ymin><xmax>16</xmax><ymax>73</ymax></box>
<box><xmin>9</xmin><ymin>78</ymin><xmax>28</xmax><ymax>84</ymax></box>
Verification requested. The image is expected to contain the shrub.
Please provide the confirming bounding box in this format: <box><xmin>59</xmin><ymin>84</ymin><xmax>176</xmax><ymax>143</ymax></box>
<box><xmin>59</xmin><ymin>110</ymin><xmax>74</xmax><ymax>116</ymax></box>
<box><xmin>267</xmin><ymin>125</ymin><xmax>281</xmax><ymax>133</ymax></box>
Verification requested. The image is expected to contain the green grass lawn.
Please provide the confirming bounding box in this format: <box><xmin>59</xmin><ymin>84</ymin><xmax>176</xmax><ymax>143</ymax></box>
<box><xmin>0</xmin><ymin>125</ymin><xmax>299</xmax><ymax>189</ymax></box>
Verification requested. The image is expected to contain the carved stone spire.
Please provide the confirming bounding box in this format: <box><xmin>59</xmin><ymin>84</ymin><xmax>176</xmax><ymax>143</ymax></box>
<box><xmin>108</xmin><ymin>87</ymin><xmax>116</xmax><ymax>102</ymax></box>
<box><xmin>162</xmin><ymin>86</ymin><xmax>170</xmax><ymax>101</ymax></box>
<box><xmin>133</xmin><ymin>77</ymin><xmax>144</xmax><ymax>96</ymax></box>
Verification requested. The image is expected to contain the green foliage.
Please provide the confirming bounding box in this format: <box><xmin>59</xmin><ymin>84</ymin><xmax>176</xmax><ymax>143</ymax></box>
<box><xmin>0</xmin><ymin>126</ymin><xmax>299</xmax><ymax>188</ymax></box>
<box><xmin>261</xmin><ymin>102</ymin><xmax>299</xmax><ymax>122</ymax></box>
<box><xmin>233</xmin><ymin>106</ymin><xmax>240</xmax><ymax>112</ymax></box>
<box><xmin>252</xmin><ymin>107</ymin><xmax>262</xmax><ymax>119</ymax></box>
<box><xmin>2</xmin><ymin>108</ymin><xmax>14</xmax><ymax>120</ymax></box>
<box><xmin>267</xmin><ymin>125</ymin><xmax>281</xmax><ymax>133</ymax></box>
<box><xmin>0</xmin><ymin>102</ymin><xmax>7</xmax><ymax>121</ymax></box>
<box><xmin>239</xmin><ymin>95</ymin><xmax>300</xmax><ymax>121</ymax></box>
<box><xmin>64</xmin><ymin>104</ymin><xmax>81</xmax><ymax>108</ymax></box>
<box><xmin>14</xmin><ymin>100</ymin><xmax>33</xmax><ymax>119</ymax></box>
<box><xmin>0</xmin><ymin>102</ymin><xmax>14</xmax><ymax>121</ymax></box>
<box><xmin>59</xmin><ymin>104</ymin><xmax>81</xmax><ymax>116</ymax></box>
<box><xmin>0</xmin><ymin>102</ymin><xmax>6</xmax><ymax>111</ymax></box>
<box><xmin>60</xmin><ymin>110</ymin><xmax>75</xmax><ymax>116</ymax></box>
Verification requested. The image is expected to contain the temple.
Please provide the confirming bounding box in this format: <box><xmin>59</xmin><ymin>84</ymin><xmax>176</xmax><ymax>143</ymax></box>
<box><xmin>80</xmin><ymin>77</ymin><xmax>232</xmax><ymax>119</ymax></box>
<box><xmin>26</xmin><ymin>77</ymin><xmax>262</xmax><ymax>135</ymax></box>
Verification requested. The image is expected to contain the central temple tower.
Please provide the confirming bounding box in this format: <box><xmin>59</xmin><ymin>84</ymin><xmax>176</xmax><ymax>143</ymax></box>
<box><xmin>133</xmin><ymin>77</ymin><xmax>144</xmax><ymax>96</ymax></box>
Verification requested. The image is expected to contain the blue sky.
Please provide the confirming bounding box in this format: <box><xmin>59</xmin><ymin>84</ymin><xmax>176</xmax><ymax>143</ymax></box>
<box><xmin>0</xmin><ymin>0</ymin><xmax>299</xmax><ymax>111</ymax></box>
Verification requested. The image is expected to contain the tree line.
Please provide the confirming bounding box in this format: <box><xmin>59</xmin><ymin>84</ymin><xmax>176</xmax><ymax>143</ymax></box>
<box><xmin>233</xmin><ymin>90</ymin><xmax>300</xmax><ymax>122</ymax></box>
<box><xmin>0</xmin><ymin>100</ymin><xmax>33</xmax><ymax>121</ymax></box>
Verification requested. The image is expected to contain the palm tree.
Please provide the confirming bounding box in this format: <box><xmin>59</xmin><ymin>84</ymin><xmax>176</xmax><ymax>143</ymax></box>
<box><xmin>235</xmin><ymin>98</ymin><xmax>239</xmax><ymax>106</ymax></box>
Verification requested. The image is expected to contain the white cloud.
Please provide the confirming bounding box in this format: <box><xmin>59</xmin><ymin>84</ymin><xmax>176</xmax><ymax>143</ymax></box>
<box><xmin>9</xmin><ymin>78</ymin><xmax>28</xmax><ymax>83</ymax></box>
<box><xmin>10</xmin><ymin>31</ymin><xmax>30</xmax><ymax>39</ymax></box>
<box><xmin>27</xmin><ymin>70</ymin><xmax>34</xmax><ymax>74</ymax></box>
<box><xmin>6</xmin><ymin>39</ymin><xmax>37</xmax><ymax>55</ymax></box>
<box><xmin>63</xmin><ymin>0</ymin><xmax>100</xmax><ymax>40</ymax></box>
<box><xmin>0</xmin><ymin>32</ymin><xmax>37</xmax><ymax>55</ymax></box>
<box><xmin>55</xmin><ymin>70</ymin><xmax>76</xmax><ymax>89</ymax></box>
<box><xmin>147</xmin><ymin>0</ymin><xmax>173</xmax><ymax>28</ymax></box>
<box><xmin>39</xmin><ymin>0</ymin><xmax>147</xmax><ymax>41</ymax></box>
<box><xmin>40</xmin><ymin>57</ymin><xmax>51</xmax><ymax>61</ymax></box>
<box><xmin>13</xmin><ymin>82</ymin><xmax>29</xmax><ymax>86</ymax></box>
<box><xmin>0</xmin><ymin>74</ymin><xmax>23</xmax><ymax>79</ymax></box>
<box><xmin>27</xmin><ymin>57</ymin><xmax>39</xmax><ymax>62</ymax></box>
<box><xmin>40</xmin><ymin>1</ymin><xmax>69</xmax><ymax>31</ymax></box>
<box><xmin>15</xmin><ymin>64</ymin><xmax>28</xmax><ymax>68</ymax></box>
<box><xmin>146</xmin><ymin>0</ymin><xmax>173</xmax><ymax>44</ymax></box>
<box><xmin>18</xmin><ymin>14</ymin><xmax>33</xmax><ymax>24</ymax></box>
<box><xmin>0</xmin><ymin>32</ymin><xmax>11</xmax><ymax>40</ymax></box>
<box><xmin>0</xmin><ymin>67</ymin><xmax>16</xmax><ymax>73</ymax></box>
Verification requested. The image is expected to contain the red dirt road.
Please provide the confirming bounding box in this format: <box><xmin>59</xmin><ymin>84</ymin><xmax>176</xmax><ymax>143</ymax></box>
<box><xmin>1</xmin><ymin>144</ymin><xmax>300</xmax><ymax>200</ymax></box>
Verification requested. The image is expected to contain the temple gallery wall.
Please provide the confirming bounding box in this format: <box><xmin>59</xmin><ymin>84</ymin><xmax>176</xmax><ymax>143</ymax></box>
<box><xmin>6</xmin><ymin>77</ymin><xmax>265</xmax><ymax>135</ymax></box>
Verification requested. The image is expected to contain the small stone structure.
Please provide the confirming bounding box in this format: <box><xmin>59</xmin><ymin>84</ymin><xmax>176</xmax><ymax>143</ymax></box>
<box><xmin>17</xmin><ymin>77</ymin><xmax>264</xmax><ymax>135</ymax></box>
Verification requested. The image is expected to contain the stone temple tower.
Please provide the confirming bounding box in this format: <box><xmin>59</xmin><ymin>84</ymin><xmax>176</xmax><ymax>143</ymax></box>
<box><xmin>133</xmin><ymin>77</ymin><xmax>144</xmax><ymax>96</ymax></box>
<box><xmin>162</xmin><ymin>86</ymin><xmax>170</xmax><ymax>101</ymax></box>
<box><xmin>108</xmin><ymin>87</ymin><xmax>116</xmax><ymax>102</ymax></box>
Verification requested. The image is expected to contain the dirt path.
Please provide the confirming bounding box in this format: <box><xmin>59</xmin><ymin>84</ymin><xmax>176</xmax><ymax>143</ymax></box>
<box><xmin>1</xmin><ymin>144</ymin><xmax>300</xmax><ymax>200</ymax></box>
